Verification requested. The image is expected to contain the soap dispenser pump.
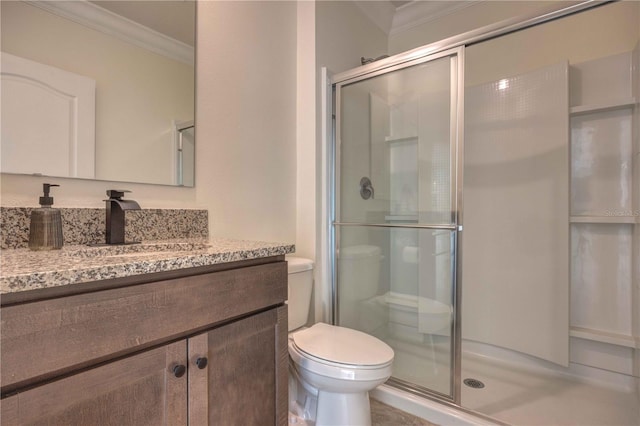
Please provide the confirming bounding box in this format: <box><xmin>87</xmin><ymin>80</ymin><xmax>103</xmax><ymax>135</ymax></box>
<box><xmin>29</xmin><ymin>183</ymin><xmax>64</xmax><ymax>250</ymax></box>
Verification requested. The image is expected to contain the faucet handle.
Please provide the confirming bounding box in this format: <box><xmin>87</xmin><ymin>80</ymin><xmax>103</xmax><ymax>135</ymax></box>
<box><xmin>106</xmin><ymin>189</ymin><xmax>131</xmax><ymax>199</ymax></box>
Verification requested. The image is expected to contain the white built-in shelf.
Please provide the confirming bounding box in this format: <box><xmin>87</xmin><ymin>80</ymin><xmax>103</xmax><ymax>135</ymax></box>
<box><xmin>385</xmin><ymin>135</ymin><xmax>418</xmax><ymax>143</ymax></box>
<box><xmin>569</xmin><ymin>326</ymin><xmax>638</xmax><ymax>348</ymax></box>
<box><xmin>570</xmin><ymin>215</ymin><xmax>637</xmax><ymax>224</ymax></box>
<box><xmin>570</xmin><ymin>97</ymin><xmax>637</xmax><ymax>116</ymax></box>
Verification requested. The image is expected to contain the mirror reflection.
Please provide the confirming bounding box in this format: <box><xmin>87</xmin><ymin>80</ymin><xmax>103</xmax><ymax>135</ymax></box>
<box><xmin>1</xmin><ymin>0</ymin><xmax>196</xmax><ymax>187</ymax></box>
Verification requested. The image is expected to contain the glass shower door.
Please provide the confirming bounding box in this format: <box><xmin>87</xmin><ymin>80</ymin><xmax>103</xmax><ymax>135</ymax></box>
<box><xmin>333</xmin><ymin>48</ymin><xmax>463</xmax><ymax>400</ymax></box>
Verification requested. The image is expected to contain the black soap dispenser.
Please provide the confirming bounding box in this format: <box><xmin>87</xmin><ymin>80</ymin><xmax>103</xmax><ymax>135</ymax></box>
<box><xmin>29</xmin><ymin>183</ymin><xmax>63</xmax><ymax>250</ymax></box>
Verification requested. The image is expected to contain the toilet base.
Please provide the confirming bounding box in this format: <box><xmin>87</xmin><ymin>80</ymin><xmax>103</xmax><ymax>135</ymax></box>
<box><xmin>316</xmin><ymin>390</ymin><xmax>372</xmax><ymax>426</ymax></box>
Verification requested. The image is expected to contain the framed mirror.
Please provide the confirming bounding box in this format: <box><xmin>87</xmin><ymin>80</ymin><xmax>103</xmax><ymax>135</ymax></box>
<box><xmin>1</xmin><ymin>0</ymin><xmax>196</xmax><ymax>187</ymax></box>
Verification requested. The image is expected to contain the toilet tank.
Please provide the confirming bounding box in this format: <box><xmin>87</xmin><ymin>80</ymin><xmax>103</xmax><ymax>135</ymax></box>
<box><xmin>287</xmin><ymin>257</ymin><xmax>314</xmax><ymax>332</ymax></box>
<box><xmin>338</xmin><ymin>245</ymin><xmax>381</xmax><ymax>300</ymax></box>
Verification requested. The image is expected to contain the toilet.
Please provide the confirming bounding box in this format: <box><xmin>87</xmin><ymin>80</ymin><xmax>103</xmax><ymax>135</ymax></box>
<box><xmin>287</xmin><ymin>257</ymin><xmax>394</xmax><ymax>426</ymax></box>
<box><xmin>337</xmin><ymin>245</ymin><xmax>382</xmax><ymax>331</ymax></box>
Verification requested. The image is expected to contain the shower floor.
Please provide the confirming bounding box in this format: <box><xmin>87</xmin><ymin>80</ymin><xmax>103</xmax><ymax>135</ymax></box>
<box><xmin>387</xmin><ymin>339</ymin><xmax>639</xmax><ymax>425</ymax></box>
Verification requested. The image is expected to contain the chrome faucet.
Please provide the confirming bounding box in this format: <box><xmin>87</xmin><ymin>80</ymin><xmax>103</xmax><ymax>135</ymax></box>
<box><xmin>104</xmin><ymin>190</ymin><xmax>141</xmax><ymax>245</ymax></box>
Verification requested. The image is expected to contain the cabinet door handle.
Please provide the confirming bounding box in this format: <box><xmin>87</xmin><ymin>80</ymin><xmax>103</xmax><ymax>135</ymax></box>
<box><xmin>172</xmin><ymin>364</ymin><xmax>187</xmax><ymax>378</ymax></box>
<box><xmin>195</xmin><ymin>357</ymin><xmax>208</xmax><ymax>369</ymax></box>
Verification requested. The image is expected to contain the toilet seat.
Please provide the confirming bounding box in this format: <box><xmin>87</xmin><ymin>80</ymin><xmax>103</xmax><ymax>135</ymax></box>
<box><xmin>289</xmin><ymin>323</ymin><xmax>394</xmax><ymax>382</ymax></box>
<box><xmin>293</xmin><ymin>323</ymin><xmax>394</xmax><ymax>366</ymax></box>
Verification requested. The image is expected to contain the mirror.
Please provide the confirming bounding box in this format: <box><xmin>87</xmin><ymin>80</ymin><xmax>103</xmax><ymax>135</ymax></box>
<box><xmin>1</xmin><ymin>0</ymin><xmax>196</xmax><ymax>187</ymax></box>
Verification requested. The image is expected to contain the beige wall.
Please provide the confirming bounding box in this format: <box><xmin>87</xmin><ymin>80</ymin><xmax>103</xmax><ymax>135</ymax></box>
<box><xmin>387</xmin><ymin>1</ymin><xmax>640</xmax><ymax>87</ymax></box>
<box><xmin>311</xmin><ymin>0</ymin><xmax>389</xmax><ymax>321</ymax></box>
<box><xmin>1</xmin><ymin>1</ymin><xmax>194</xmax><ymax>186</ymax></box>
<box><xmin>316</xmin><ymin>1</ymin><xmax>388</xmax><ymax>75</ymax></box>
<box><xmin>296</xmin><ymin>1</ymin><xmax>316</xmax><ymax>259</ymax></box>
<box><xmin>465</xmin><ymin>1</ymin><xmax>640</xmax><ymax>87</ymax></box>
<box><xmin>314</xmin><ymin>0</ymin><xmax>388</xmax><ymax>239</ymax></box>
<box><xmin>196</xmin><ymin>1</ymin><xmax>297</xmax><ymax>243</ymax></box>
<box><xmin>388</xmin><ymin>1</ymin><xmax>579</xmax><ymax>55</ymax></box>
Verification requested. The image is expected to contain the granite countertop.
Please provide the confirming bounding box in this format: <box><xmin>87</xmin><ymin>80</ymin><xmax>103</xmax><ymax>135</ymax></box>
<box><xmin>0</xmin><ymin>238</ymin><xmax>295</xmax><ymax>295</ymax></box>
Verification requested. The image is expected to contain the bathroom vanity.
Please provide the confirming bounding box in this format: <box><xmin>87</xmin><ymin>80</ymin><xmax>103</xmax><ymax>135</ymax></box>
<box><xmin>0</xmin><ymin>239</ymin><xmax>293</xmax><ymax>425</ymax></box>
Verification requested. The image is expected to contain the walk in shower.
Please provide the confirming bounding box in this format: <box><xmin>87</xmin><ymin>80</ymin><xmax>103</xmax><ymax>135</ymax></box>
<box><xmin>329</xmin><ymin>2</ymin><xmax>639</xmax><ymax>424</ymax></box>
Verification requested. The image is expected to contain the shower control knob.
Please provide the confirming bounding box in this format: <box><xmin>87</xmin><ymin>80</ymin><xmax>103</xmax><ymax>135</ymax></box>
<box><xmin>360</xmin><ymin>177</ymin><xmax>374</xmax><ymax>200</ymax></box>
<box><xmin>195</xmin><ymin>357</ymin><xmax>208</xmax><ymax>369</ymax></box>
<box><xmin>172</xmin><ymin>364</ymin><xmax>186</xmax><ymax>378</ymax></box>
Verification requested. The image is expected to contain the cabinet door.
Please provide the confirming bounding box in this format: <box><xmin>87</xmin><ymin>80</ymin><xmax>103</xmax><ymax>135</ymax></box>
<box><xmin>188</xmin><ymin>309</ymin><xmax>280</xmax><ymax>425</ymax></box>
<box><xmin>1</xmin><ymin>341</ymin><xmax>187</xmax><ymax>426</ymax></box>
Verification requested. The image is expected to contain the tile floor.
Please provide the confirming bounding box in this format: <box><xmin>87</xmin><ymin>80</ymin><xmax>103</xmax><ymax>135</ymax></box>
<box><xmin>371</xmin><ymin>398</ymin><xmax>437</xmax><ymax>426</ymax></box>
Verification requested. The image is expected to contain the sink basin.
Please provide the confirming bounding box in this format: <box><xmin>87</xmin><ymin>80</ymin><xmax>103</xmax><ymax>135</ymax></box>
<box><xmin>65</xmin><ymin>241</ymin><xmax>211</xmax><ymax>259</ymax></box>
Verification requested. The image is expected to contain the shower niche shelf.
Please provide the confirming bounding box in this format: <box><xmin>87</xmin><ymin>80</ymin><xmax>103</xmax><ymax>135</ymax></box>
<box><xmin>568</xmin><ymin>48</ymin><xmax>638</xmax><ymax>373</ymax></box>
<box><xmin>569</xmin><ymin>216</ymin><xmax>637</xmax><ymax>225</ymax></box>
<box><xmin>569</xmin><ymin>97</ymin><xmax>636</xmax><ymax>115</ymax></box>
<box><xmin>385</xmin><ymin>135</ymin><xmax>418</xmax><ymax>143</ymax></box>
<box><xmin>569</xmin><ymin>326</ymin><xmax>637</xmax><ymax>349</ymax></box>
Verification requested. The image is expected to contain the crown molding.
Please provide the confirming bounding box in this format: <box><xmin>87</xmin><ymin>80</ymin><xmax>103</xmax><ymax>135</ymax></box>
<box><xmin>353</xmin><ymin>0</ymin><xmax>397</xmax><ymax>35</ymax></box>
<box><xmin>25</xmin><ymin>0</ymin><xmax>194</xmax><ymax>66</ymax></box>
<box><xmin>390</xmin><ymin>1</ymin><xmax>481</xmax><ymax>36</ymax></box>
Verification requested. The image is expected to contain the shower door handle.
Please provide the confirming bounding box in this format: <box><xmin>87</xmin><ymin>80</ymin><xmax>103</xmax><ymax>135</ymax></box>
<box><xmin>360</xmin><ymin>177</ymin><xmax>374</xmax><ymax>200</ymax></box>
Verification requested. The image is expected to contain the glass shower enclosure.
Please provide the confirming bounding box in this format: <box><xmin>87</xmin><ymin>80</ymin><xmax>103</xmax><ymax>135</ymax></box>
<box><xmin>332</xmin><ymin>47</ymin><xmax>463</xmax><ymax>400</ymax></box>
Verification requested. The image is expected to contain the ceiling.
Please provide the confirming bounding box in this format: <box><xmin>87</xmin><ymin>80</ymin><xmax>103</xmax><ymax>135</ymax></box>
<box><xmin>89</xmin><ymin>0</ymin><xmax>474</xmax><ymax>46</ymax></box>
<box><xmin>355</xmin><ymin>0</ymin><xmax>479</xmax><ymax>35</ymax></box>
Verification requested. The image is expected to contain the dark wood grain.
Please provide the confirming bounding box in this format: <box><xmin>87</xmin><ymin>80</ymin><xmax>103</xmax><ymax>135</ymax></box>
<box><xmin>2</xmin><ymin>257</ymin><xmax>288</xmax><ymax>426</ymax></box>
<box><xmin>187</xmin><ymin>333</ymin><xmax>209</xmax><ymax>425</ymax></box>
<box><xmin>206</xmin><ymin>309</ymin><xmax>278</xmax><ymax>425</ymax></box>
<box><xmin>1</xmin><ymin>341</ymin><xmax>188</xmax><ymax>426</ymax></box>
<box><xmin>1</xmin><ymin>261</ymin><xmax>287</xmax><ymax>393</ymax></box>
<box><xmin>275</xmin><ymin>305</ymin><xmax>289</xmax><ymax>426</ymax></box>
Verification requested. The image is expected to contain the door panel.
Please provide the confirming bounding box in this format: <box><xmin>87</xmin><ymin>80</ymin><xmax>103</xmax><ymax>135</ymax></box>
<box><xmin>189</xmin><ymin>309</ymin><xmax>278</xmax><ymax>425</ymax></box>
<box><xmin>1</xmin><ymin>341</ymin><xmax>187</xmax><ymax>426</ymax></box>
<box><xmin>1</xmin><ymin>52</ymin><xmax>95</xmax><ymax>178</ymax></box>
<box><xmin>334</xmin><ymin>48</ymin><xmax>462</xmax><ymax>399</ymax></box>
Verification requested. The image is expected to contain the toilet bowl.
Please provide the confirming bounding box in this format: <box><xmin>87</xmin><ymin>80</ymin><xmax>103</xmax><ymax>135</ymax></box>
<box><xmin>287</xmin><ymin>257</ymin><xmax>394</xmax><ymax>426</ymax></box>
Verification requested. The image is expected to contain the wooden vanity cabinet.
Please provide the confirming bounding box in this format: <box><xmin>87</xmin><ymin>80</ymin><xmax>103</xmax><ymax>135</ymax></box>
<box><xmin>2</xmin><ymin>341</ymin><xmax>188</xmax><ymax>426</ymax></box>
<box><xmin>1</xmin><ymin>258</ymin><xmax>288</xmax><ymax>426</ymax></box>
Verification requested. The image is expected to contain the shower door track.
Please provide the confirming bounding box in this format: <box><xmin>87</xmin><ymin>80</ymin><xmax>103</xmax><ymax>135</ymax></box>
<box><xmin>333</xmin><ymin>222</ymin><xmax>458</xmax><ymax>230</ymax></box>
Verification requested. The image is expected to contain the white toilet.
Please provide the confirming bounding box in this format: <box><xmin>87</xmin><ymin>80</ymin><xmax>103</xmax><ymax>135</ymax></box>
<box><xmin>287</xmin><ymin>257</ymin><xmax>394</xmax><ymax>426</ymax></box>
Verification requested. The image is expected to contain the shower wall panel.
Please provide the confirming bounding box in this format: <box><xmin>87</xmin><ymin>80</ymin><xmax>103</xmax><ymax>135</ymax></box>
<box><xmin>463</xmin><ymin>62</ymin><xmax>570</xmax><ymax>366</ymax></box>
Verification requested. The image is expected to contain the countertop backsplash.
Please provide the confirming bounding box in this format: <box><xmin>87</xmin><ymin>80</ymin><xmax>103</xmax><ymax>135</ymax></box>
<box><xmin>0</xmin><ymin>207</ymin><xmax>208</xmax><ymax>249</ymax></box>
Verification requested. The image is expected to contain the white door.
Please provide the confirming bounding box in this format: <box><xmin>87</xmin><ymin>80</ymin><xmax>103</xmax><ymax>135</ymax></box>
<box><xmin>1</xmin><ymin>52</ymin><xmax>96</xmax><ymax>178</ymax></box>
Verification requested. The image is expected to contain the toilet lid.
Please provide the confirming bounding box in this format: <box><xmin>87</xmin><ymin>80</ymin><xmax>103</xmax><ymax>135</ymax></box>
<box><xmin>292</xmin><ymin>323</ymin><xmax>394</xmax><ymax>366</ymax></box>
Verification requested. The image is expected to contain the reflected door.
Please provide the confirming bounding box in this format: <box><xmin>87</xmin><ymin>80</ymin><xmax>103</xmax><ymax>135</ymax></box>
<box><xmin>333</xmin><ymin>48</ymin><xmax>463</xmax><ymax>399</ymax></box>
